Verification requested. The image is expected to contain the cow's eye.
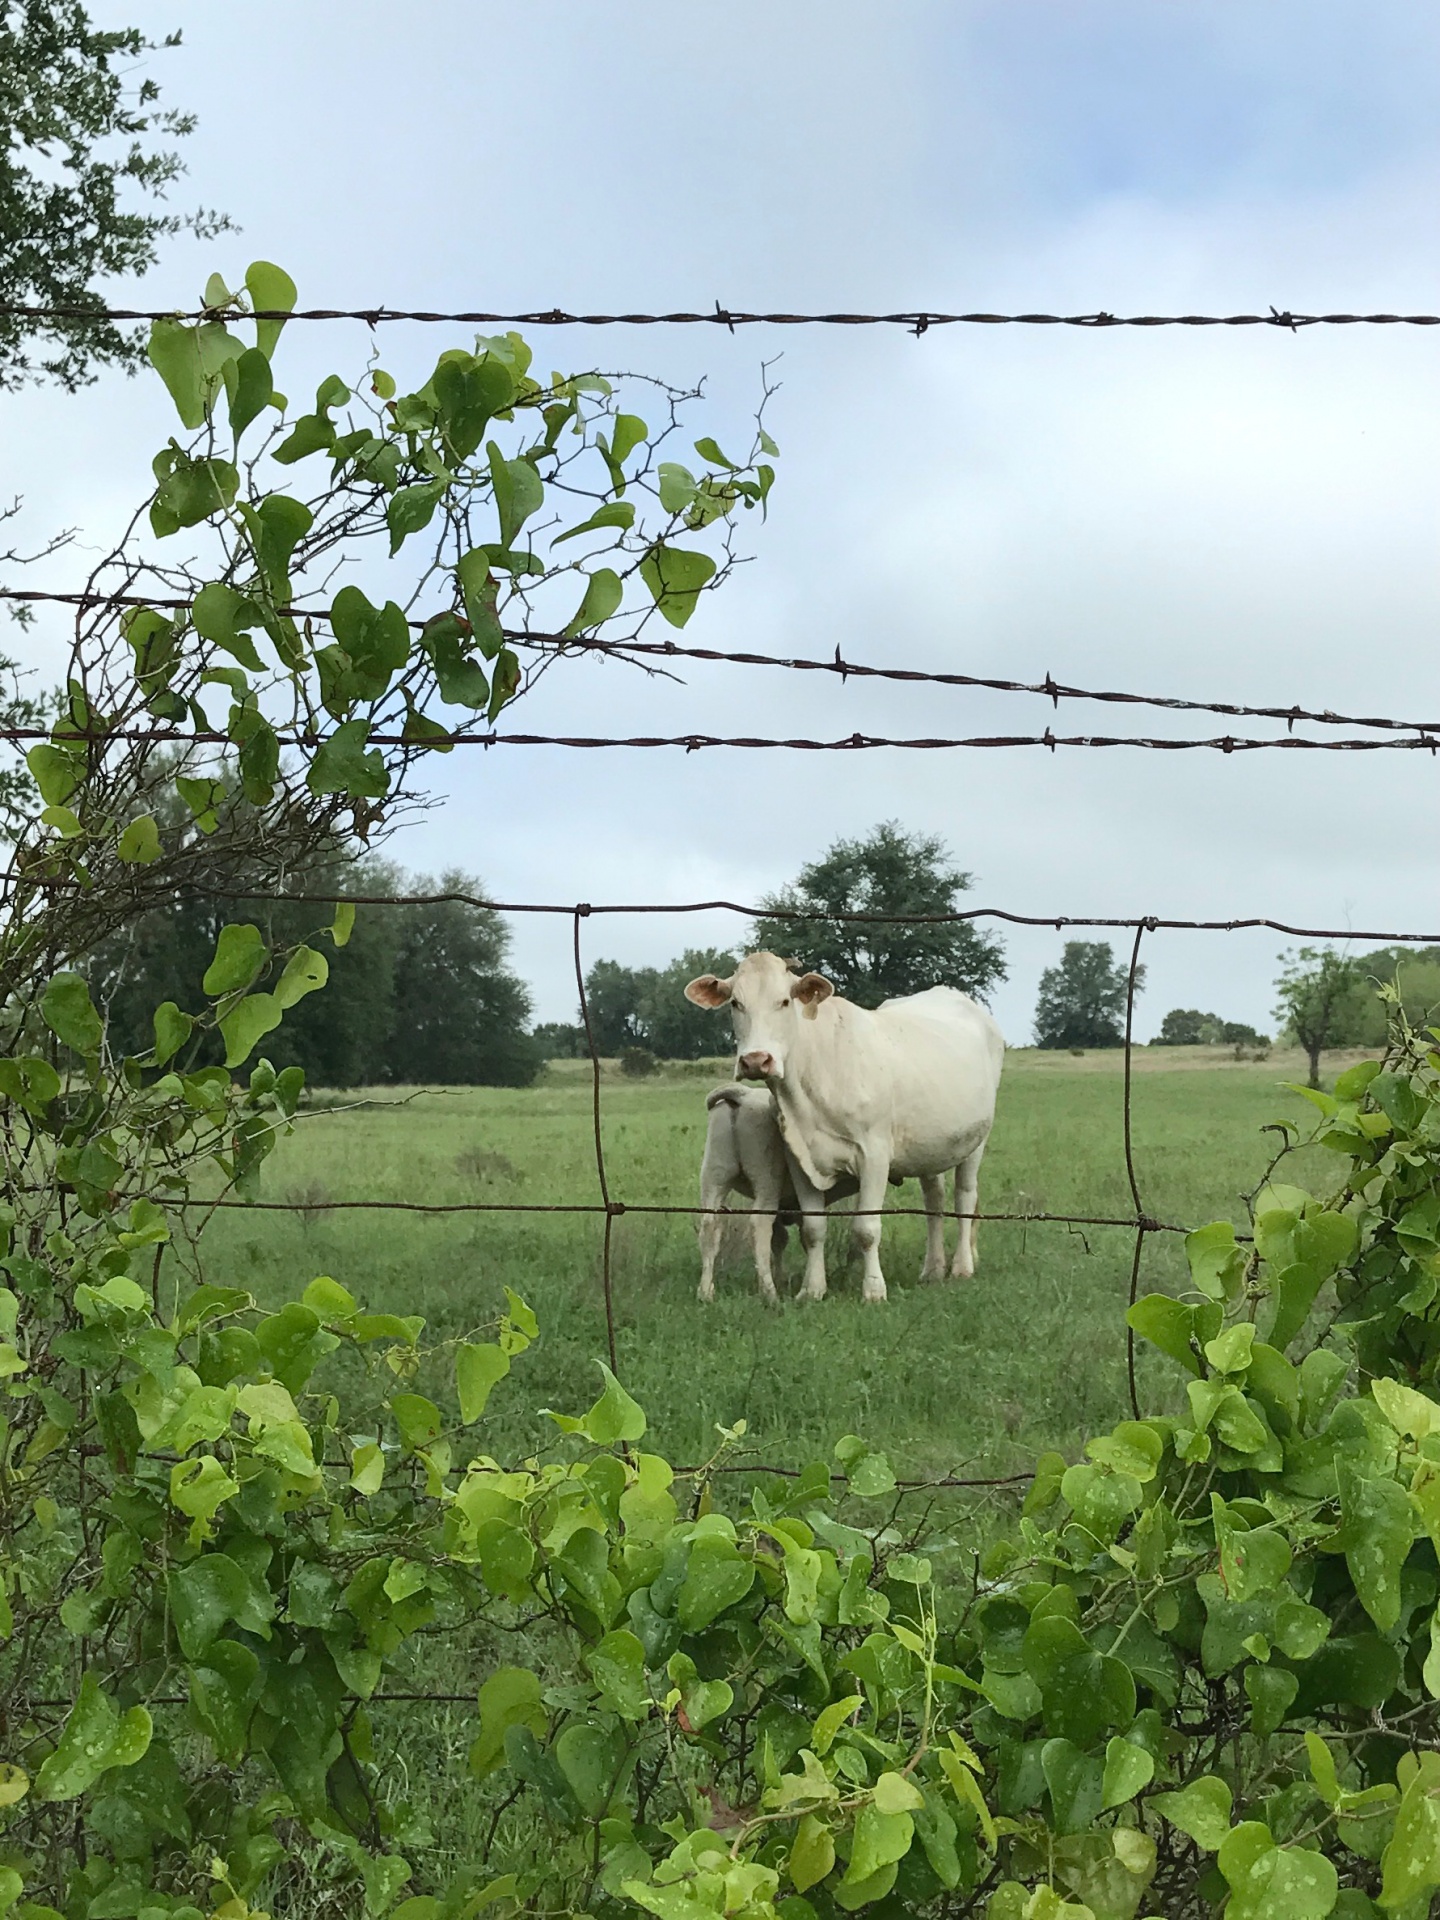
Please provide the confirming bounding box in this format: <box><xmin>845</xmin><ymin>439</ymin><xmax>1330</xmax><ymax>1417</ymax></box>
<box><xmin>781</xmin><ymin>997</ymin><xmax>791</xmax><ymax>1007</ymax></box>
<box><xmin>732</xmin><ymin>998</ymin><xmax>744</xmax><ymax>1013</ymax></box>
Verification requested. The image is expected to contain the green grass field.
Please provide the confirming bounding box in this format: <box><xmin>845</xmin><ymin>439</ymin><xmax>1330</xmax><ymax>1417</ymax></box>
<box><xmin>193</xmin><ymin>1043</ymin><xmax>1356</xmax><ymax>1484</ymax></box>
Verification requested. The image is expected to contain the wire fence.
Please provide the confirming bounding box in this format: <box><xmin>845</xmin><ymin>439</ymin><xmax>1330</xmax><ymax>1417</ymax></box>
<box><xmin>8</xmin><ymin>284</ymin><xmax>1421</xmax><ymax>1717</ymax></box>
<box><xmin>10</xmin><ymin>300</ymin><xmax>1440</xmax><ymax>332</ymax></box>
<box><xmin>94</xmin><ymin>886</ymin><xmax>1429</xmax><ymax>1450</ymax></box>
<box><xmin>7</xmin><ymin>586</ymin><xmax>1440</xmax><ymax>742</ymax></box>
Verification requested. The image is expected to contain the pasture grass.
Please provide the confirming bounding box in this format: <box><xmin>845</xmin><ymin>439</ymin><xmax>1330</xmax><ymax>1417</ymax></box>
<box><xmin>191</xmin><ymin>1043</ymin><xmax>1356</xmax><ymax>1482</ymax></box>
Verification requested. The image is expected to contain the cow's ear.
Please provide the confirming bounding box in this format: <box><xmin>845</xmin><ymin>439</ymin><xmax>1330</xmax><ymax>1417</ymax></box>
<box><xmin>685</xmin><ymin>973</ymin><xmax>733</xmax><ymax>1009</ymax></box>
<box><xmin>793</xmin><ymin>972</ymin><xmax>834</xmax><ymax>1018</ymax></box>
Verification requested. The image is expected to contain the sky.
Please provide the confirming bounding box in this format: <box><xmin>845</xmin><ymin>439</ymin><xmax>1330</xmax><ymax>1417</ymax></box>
<box><xmin>8</xmin><ymin>0</ymin><xmax>1440</xmax><ymax>1040</ymax></box>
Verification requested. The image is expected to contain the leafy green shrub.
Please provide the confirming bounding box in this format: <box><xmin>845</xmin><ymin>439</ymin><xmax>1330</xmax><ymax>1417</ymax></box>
<box><xmin>13</xmin><ymin>986</ymin><xmax>1440</xmax><ymax>1917</ymax></box>
<box><xmin>620</xmin><ymin>1047</ymin><xmax>658</xmax><ymax>1079</ymax></box>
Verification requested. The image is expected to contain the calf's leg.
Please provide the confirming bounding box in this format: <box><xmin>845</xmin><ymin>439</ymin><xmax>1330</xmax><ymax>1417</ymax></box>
<box><xmin>697</xmin><ymin>1127</ymin><xmax>744</xmax><ymax>1302</ymax></box>
<box><xmin>747</xmin><ymin>1163</ymin><xmax>784</xmax><ymax>1304</ymax></box>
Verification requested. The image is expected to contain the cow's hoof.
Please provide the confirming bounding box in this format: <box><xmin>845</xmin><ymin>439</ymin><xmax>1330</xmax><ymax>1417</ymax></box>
<box><xmin>862</xmin><ymin>1285</ymin><xmax>888</xmax><ymax>1305</ymax></box>
<box><xmin>918</xmin><ymin>1264</ymin><xmax>944</xmax><ymax>1284</ymax></box>
<box><xmin>697</xmin><ymin>1285</ymin><xmax>716</xmax><ymax>1303</ymax></box>
<box><xmin>949</xmin><ymin>1265</ymin><xmax>974</xmax><ymax>1282</ymax></box>
<box><xmin>798</xmin><ymin>1286</ymin><xmax>827</xmax><ymax>1304</ymax></box>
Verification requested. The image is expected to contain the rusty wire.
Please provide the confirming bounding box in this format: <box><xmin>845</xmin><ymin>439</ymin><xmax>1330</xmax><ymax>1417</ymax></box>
<box><xmin>88</xmin><ymin>885</ymin><xmax>1440</xmax><ymax>946</ymax></box>
<box><xmin>1121</xmin><ymin>923</ymin><xmax>1154</xmax><ymax>1421</ymax></box>
<box><xmin>7</xmin><ymin>586</ymin><xmax>1440</xmax><ymax>740</ymax></box>
<box><xmin>8</xmin><ymin>300</ymin><xmax>1440</xmax><ymax>331</ymax></box>
<box><xmin>573</xmin><ymin>904</ymin><xmax>619</xmax><ymax>1372</ymax></box>
<box><xmin>6</xmin><ymin>719</ymin><xmax>1440</xmax><ymax>754</ymax></box>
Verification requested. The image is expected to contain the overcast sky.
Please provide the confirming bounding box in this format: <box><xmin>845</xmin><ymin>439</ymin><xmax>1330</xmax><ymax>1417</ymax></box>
<box><xmin>9</xmin><ymin>0</ymin><xmax>1440</xmax><ymax>1038</ymax></box>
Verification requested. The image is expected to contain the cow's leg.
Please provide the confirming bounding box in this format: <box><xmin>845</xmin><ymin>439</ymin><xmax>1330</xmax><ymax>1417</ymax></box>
<box><xmin>950</xmin><ymin>1140</ymin><xmax>988</xmax><ymax>1279</ymax></box>
<box><xmin>852</xmin><ymin>1156</ymin><xmax>891</xmax><ymax>1304</ymax></box>
<box><xmin>918</xmin><ymin>1173</ymin><xmax>947</xmax><ymax>1280</ymax></box>
<box><xmin>790</xmin><ymin>1162</ymin><xmax>830</xmax><ymax>1302</ymax></box>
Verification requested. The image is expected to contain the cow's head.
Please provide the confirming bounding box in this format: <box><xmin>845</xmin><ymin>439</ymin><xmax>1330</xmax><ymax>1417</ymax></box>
<box><xmin>684</xmin><ymin>950</ymin><xmax>834</xmax><ymax>1083</ymax></box>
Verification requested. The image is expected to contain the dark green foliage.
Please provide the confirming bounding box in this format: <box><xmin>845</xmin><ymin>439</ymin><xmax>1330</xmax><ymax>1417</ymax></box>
<box><xmin>1035</xmin><ymin>940</ymin><xmax>1144</xmax><ymax>1049</ymax></box>
<box><xmin>636</xmin><ymin>947</ymin><xmax>739</xmax><ymax>1058</ymax></box>
<box><xmin>582</xmin><ymin>956</ymin><xmax>650</xmax><ymax>1054</ymax></box>
<box><xmin>91</xmin><ymin>844</ymin><xmax>540</xmax><ymax>1087</ymax></box>
<box><xmin>581</xmin><ymin>948</ymin><xmax>737</xmax><ymax>1059</ymax></box>
<box><xmin>378</xmin><ymin>871</ymin><xmax>540</xmax><ymax>1087</ymax></box>
<box><xmin>754</xmin><ymin>821</ymin><xmax>1006</xmax><ymax>1008</ymax></box>
<box><xmin>0</xmin><ymin>4</ymin><xmax>228</xmax><ymax>388</ymax></box>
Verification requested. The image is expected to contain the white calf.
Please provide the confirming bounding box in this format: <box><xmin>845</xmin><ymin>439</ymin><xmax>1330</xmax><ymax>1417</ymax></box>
<box><xmin>697</xmin><ymin>1086</ymin><xmax>802</xmax><ymax>1303</ymax></box>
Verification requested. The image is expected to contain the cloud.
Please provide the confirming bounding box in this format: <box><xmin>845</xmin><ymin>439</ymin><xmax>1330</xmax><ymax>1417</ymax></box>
<box><xmin>17</xmin><ymin>2</ymin><xmax>1440</xmax><ymax>1042</ymax></box>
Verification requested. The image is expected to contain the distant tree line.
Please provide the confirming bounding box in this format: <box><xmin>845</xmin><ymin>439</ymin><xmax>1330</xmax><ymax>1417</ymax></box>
<box><xmin>93</xmin><ymin>851</ymin><xmax>541</xmax><ymax>1088</ymax></box>
<box><xmin>1025</xmin><ymin>939</ymin><xmax>1435</xmax><ymax>1084</ymax></box>
<box><xmin>1153</xmin><ymin>1009</ymin><xmax>1269</xmax><ymax>1048</ymax></box>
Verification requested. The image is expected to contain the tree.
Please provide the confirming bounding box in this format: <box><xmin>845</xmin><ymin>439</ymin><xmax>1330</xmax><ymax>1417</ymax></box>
<box><xmin>635</xmin><ymin>947</ymin><xmax>738</xmax><ymax>1059</ymax></box>
<box><xmin>1034</xmin><ymin>940</ymin><xmax>1144</xmax><ymax>1049</ymax></box>
<box><xmin>582</xmin><ymin>959</ymin><xmax>654</xmax><ymax>1055</ymax></box>
<box><xmin>93</xmin><ymin>844</ymin><xmax>540</xmax><ymax>1087</ymax></box>
<box><xmin>1</xmin><ymin>5</ymin><xmax>229</xmax><ymax>389</ymax></box>
<box><xmin>1154</xmin><ymin>1007</ymin><xmax>1214</xmax><ymax>1046</ymax></box>
<box><xmin>379</xmin><ymin>872</ymin><xmax>540</xmax><ymax>1087</ymax></box>
<box><xmin>579</xmin><ymin>947</ymin><xmax>738</xmax><ymax>1058</ymax></box>
<box><xmin>754</xmin><ymin>822</ymin><xmax>1005</xmax><ymax>1008</ymax></box>
<box><xmin>1344</xmin><ymin>946</ymin><xmax>1440</xmax><ymax>1050</ymax></box>
<box><xmin>1154</xmin><ymin>1007</ymin><xmax>1269</xmax><ymax>1047</ymax></box>
<box><xmin>1275</xmin><ymin>946</ymin><xmax>1367</xmax><ymax>1088</ymax></box>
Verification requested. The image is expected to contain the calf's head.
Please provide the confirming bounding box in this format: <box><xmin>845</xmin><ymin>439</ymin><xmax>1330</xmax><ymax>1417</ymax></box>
<box><xmin>684</xmin><ymin>950</ymin><xmax>834</xmax><ymax>1083</ymax></box>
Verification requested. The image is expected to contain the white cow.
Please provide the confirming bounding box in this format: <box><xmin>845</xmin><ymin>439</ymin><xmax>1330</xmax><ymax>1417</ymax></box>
<box><xmin>685</xmin><ymin>951</ymin><xmax>1005</xmax><ymax>1303</ymax></box>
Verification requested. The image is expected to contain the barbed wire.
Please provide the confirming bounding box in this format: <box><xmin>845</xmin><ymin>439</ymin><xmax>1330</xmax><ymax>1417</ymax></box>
<box><xmin>7</xmin><ymin>720</ymin><xmax>1440</xmax><ymax>754</ymax></box>
<box><xmin>7</xmin><ymin>586</ymin><xmax>1439</xmax><ymax>740</ymax></box>
<box><xmin>9</xmin><ymin>300</ymin><xmax>1440</xmax><ymax>332</ymax></box>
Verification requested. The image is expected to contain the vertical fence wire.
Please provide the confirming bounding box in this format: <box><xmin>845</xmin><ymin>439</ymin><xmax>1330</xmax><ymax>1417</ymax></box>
<box><xmin>573</xmin><ymin>905</ymin><xmax>620</xmax><ymax>1372</ymax></box>
<box><xmin>1122</xmin><ymin>919</ymin><xmax>1156</xmax><ymax>1419</ymax></box>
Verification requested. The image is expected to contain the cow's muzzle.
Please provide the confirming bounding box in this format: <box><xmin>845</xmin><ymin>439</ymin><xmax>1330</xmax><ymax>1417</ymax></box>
<box><xmin>738</xmin><ymin>1049</ymin><xmax>779</xmax><ymax>1082</ymax></box>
